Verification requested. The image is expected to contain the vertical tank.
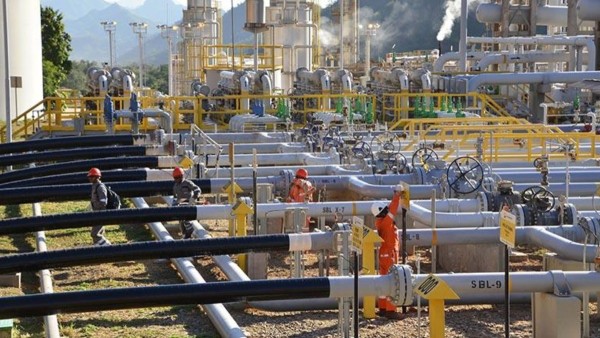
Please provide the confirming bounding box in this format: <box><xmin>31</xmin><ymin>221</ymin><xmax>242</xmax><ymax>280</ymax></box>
<box><xmin>0</xmin><ymin>0</ymin><xmax>44</xmax><ymax>121</ymax></box>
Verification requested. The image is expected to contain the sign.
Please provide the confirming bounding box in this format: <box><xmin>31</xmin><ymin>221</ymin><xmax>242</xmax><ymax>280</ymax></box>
<box><xmin>499</xmin><ymin>210</ymin><xmax>516</xmax><ymax>248</ymax></box>
<box><xmin>414</xmin><ymin>274</ymin><xmax>459</xmax><ymax>300</ymax></box>
<box><xmin>351</xmin><ymin>216</ymin><xmax>364</xmax><ymax>253</ymax></box>
<box><xmin>399</xmin><ymin>181</ymin><xmax>410</xmax><ymax>210</ymax></box>
<box><xmin>10</xmin><ymin>76</ymin><xmax>22</xmax><ymax>88</ymax></box>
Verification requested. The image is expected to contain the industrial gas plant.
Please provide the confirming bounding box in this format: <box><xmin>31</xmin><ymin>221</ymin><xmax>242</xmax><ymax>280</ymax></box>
<box><xmin>2</xmin><ymin>0</ymin><xmax>600</xmax><ymax>337</ymax></box>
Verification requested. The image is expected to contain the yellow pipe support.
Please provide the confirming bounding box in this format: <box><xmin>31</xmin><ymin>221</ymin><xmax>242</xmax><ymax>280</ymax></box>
<box><xmin>361</xmin><ymin>229</ymin><xmax>383</xmax><ymax>319</ymax></box>
<box><xmin>429</xmin><ymin>299</ymin><xmax>446</xmax><ymax>338</ymax></box>
<box><xmin>232</xmin><ymin>200</ymin><xmax>253</xmax><ymax>272</ymax></box>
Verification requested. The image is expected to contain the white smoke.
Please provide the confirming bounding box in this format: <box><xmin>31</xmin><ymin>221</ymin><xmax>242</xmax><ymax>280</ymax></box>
<box><xmin>436</xmin><ymin>0</ymin><xmax>480</xmax><ymax>41</ymax></box>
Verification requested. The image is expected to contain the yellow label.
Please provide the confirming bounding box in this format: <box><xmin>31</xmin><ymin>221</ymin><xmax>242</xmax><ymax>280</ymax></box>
<box><xmin>499</xmin><ymin>210</ymin><xmax>516</xmax><ymax>248</ymax></box>
<box><xmin>351</xmin><ymin>223</ymin><xmax>364</xmax><ymax>252</ymax></box>
<box><xmin>414</xmin><ymin>274</ymin><xmax>459</xmax><ymax>300</ymax></box>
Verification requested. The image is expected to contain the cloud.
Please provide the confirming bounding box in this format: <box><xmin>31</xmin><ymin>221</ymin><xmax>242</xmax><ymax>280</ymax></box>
<box><xmin>436</xmin><ymin>0</ymin><xmax>481</xmax><ymax>41</ymax></box>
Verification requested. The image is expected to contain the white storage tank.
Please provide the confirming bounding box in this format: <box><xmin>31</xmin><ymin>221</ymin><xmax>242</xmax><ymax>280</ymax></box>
<box><xmin>0</xmin><ymin>0</ymin><xmax>44</xmax><ymax>122</ymax></box>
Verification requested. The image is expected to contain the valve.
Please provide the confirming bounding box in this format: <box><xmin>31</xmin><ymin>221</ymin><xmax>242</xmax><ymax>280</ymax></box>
<box><xmin>513</xmin><ymin>185</ymin><xmax>576</xmax><ymax>226</ymax></box>
<box><xmin>446</xmin><ymin>156</ymin><xmax>484</xmax><ymax>195</ymax></box>
<box><xmin>476</xmin><ymin>180</ymin><xmax>521</xmax><ymax>212</ymax></box>
<box><xmin>533</xmin><ymin>155</ymin><xmax>549</xmax><ymax>187</ymax></box>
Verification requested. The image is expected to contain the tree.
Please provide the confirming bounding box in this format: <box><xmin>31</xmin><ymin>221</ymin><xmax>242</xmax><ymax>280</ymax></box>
<box><xmin>41</xmin><ymin>6</ymin><xmax>72</xmax><ymax>97</ymax></box>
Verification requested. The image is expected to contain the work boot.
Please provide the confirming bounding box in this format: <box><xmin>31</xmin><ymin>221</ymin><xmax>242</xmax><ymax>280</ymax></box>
<box><xmin>384</xmin><ymin>311</ymin><xmax>403</xmax><ymax>320</ymax></box>
<box><xmin>377</xmin><ymin>309</ymin><xmax>386</xmax><ymax>317</ymax></box>
<box><xmin>183</xmin><ymin>227</ymin><xmax>194</xmax><ymax>239</ymax></box>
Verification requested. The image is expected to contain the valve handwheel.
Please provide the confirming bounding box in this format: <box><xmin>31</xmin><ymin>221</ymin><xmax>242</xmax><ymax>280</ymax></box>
<box><xmin>411</xmin><ymin>147</ymin><xmax>439</xmax><ymax>168</ymax></box>
<box><xmin>446</xmin><ymin>156</ymin><xmax>484</xmax><ymax>194</ymax></box>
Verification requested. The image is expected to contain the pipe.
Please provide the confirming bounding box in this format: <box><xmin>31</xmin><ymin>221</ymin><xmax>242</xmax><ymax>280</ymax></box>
<box><xmin>433</xmin><ymin>51</ymin><xmax>487</xmax><ymax>73</ymax></box>
<box><xmin>0</xmin><ymin>156</ymin><xmax>160</xmax><ymax>184</ymax></box>
<box><xmin>466</xmin><ymin>71</ymin><xmax>600</xmax><ymax>92</ymax></box>
<box><xmin>0</xmin><ymin>168</ymin><xmax>154</xmax><ymax>188</ymax></box>
<box><xmin>0</xmin><ymin>146</ymin><xmax>147</xmax><ymax>167</ymax></box>
<box><xmin>0</xmin><ymin>134</ymin><xmax>137</xmax><ymax>155</ymax></box>
<box><xmin>0</xmin><ymin>273</ymin><xmax>399</xmax><ymax>319</ymax></box>
<box><xmin>475</xmin><ymin>3</ymin><xmax>595</xmax><ymax>28</ymax></box>
<box><xmin>0</xmin><ymin>233</ymin><xmax>334</xmax><ymax>274</ymax></box>
<box><xmin>474</xmin><ymin>52</ymin><xmax>572</xmax><ymax>71</ymax></box>
<box><xmin>132</xmin><ymin>197</ymin><xmax>245</xmax><ymax>338</ymax></box>
<box><xmin>33</xmin><ymin>203</ymin><xmax>61</xmax><ymax>338</ymax></box>
<box><xmin>408</xmin><ymin>202</ymin><xmax>499</xmax><ymax>228</ymax></box>
<box><xmin>466</xmin><ymin>35</ymin><xmax>596</xmax><ymax>71</ymax></box>
<box><xmin>113</xmin><ymin>109</ymin><xmax>173</xmax><ymax>133</ymax></box>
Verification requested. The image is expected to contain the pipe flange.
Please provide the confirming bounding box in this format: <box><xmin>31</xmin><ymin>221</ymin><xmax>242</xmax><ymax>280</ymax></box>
<box><xmin>388</xmin><ymin>264</ymin><xmax>413</xmax><ymax>306</ymax></box>
<box><xmin>476</xmin><ymin>191</ymin><xmax>489</xmax><ymax>212</ymax></box>
<box><xmin>411</xmin><ymin>167</ymin><xmax>426</xmax><ymax>185</ymax></box>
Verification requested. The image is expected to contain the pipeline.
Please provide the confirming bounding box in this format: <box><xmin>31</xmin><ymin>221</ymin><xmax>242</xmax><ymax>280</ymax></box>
<box><xmin>0</xmin><ymin>156</ymin><xmax>160</xmax><ymax>184</ymax></box>
<box><xmin>0</xmin><ymin>233</ymin><xmax>331</xmax><ymax>274</ymax></box>
<box><xmin>0</xmin><ymin>169</ymin><xmax>152</xmax><ymax>188</ymax></box>
<box><xmin>0</xmin><ymin>146</ymin><xmax>147</xmax><ymax>167</ymax></box>
<box><xmin>0</xmin><ymin>135</ymin><xmax>138</xmax><ymax>155</ymax></box>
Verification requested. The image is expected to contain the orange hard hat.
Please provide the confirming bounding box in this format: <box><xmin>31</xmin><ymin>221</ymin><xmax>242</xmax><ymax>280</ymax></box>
<box><xmin>173</xmin><ymin>167</ymin><xmax>185</xmax><ymax>178</ymax></box>
<box><xmin>296</xmin><ymin>168</ymin><xmax>308</xmax><ymax>179</ymax></box>
<box><xmin>87</xmin><ymin>167</ymin><xmax>101</xmax><ymax>177</ymax></box>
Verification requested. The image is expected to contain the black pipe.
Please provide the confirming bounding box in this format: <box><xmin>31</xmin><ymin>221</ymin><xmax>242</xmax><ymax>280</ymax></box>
<box><xmin>0</xmin><ymin>278</ymin><xmax>331</xmax><ymax>319</ymax></box>
<box><xmin>0</xmin><ymin>135</ymin><xmax>137</xmax><ymax>155</ymax></box>
<box><xmin>0</xmin><ymin>180</ymin><xmax>213</xmax><ymax>204</ymax></box>
<box><xmin>0</xmin><ymin>235</ymin><xmax>291</xmax><ymax>273</ymax></box>
<box><xmin>0</xmin><ymin>156</ymin><xmax>159</xmax><ymax>184</ymax></box>
<box><xmin>0</xmin><ymin>206</ymin><xmax>200</xmax><ymax>234</ymax></box>
<box><xmin>0</xmin><ymin>169</ymin><xmax>149</xmax><ymax>188</ymax></box>
<box><xmin>0</xmin><ymin>146</ymin><xmax>147</xmax><ymax>167</ymax></box>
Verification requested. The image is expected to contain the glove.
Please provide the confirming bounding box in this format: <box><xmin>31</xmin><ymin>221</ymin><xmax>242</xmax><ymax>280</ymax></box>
<box><xmin>394</xmin><ymin>184</ymin><xmax>404</xmax><ymax>193</ymax></box>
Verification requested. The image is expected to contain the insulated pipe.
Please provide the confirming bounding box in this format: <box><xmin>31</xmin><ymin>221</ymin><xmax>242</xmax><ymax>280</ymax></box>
<box><xmin>0</xmin><ymin>273</ymin><xmax>400</xmax><ymax>319</ymax></box>
<box><xmin>404</xmin><ymin>225</ymin><xmax>598</xmax><ymax>262</ymax></box>
<box><xmin>433</xmin><ymin>51</ymin><xmax>487</xmax><ymax>73</ymax></box>
<box><xmin>0</xmin><ymin>233</ymin><xmax>333</xmax><ymax>274</ymax></box>
<box><xmin>0</xmin><ymin>135</ymin><xmax>137</xmax><ymax>155</ymax></box>
<box><xmin>466</xmin><ymin>35</ymin><xmax>596</xmax><ymax>71</ymax></box>
<box><xmin>474</xmin><ymin>52</ymin><xmax>572</xmax><ymax>71</ymax></box>
<box><xmin>196</xmin><ymin>142</ymin><xmax>308</xmax><ymax>154</ymax></box>
<box><xmin>475</xmin><ymin>3</ymin><xmax>595</xmax><ymax>28</ymax></box>
<box><xmin>0</xmin><ymin>203</ymin><xmax>376</xmax><ymax>234</ymax></box>
<box><xmin>133</xmin><ymin>197</ymin><xmax>245</xmax><ymax>338</ymax></box>
<box><xmin>0</xmin><ymin>156</ymin><xmax>161</xmax><ymax>184</ymax></box>
<box><xmin>466</xmin><ymin>71</ymin><xmax>600</xmax><ymax>92</ymax></box>
<box><xmin>0</xmin><ymin>146</ymin><xmax>147</xmax><ymax>167</ymax></box>
<box><xmin>0</xmin><ymin>168</ymin><xmax>153</xmax><ymax>188</ymax></box>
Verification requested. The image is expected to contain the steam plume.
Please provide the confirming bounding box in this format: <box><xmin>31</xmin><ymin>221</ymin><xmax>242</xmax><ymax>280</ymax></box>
<box><xmin>436</xmin><ymin>0</ymin><xmax>480</xmax><ymax>41</ymax></box>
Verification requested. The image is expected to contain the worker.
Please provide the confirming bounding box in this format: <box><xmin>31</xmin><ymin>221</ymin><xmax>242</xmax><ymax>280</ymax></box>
<box><xmin>172</xmin><ymin>167</ymin><xmax>202</xmax><ymax>239</ymax></box>
<box><xmin>286</xmin><ymin>168</ymin><xmax>316</xmax><ymax>231</ymax></box>
<box><xmin>88</xmin><ymin>167</ymin><xmax>111</xmax><ymax>246</ymax></box>
<box><xmin>371</xmin><ymin>184</ymin><xmax>404</xmax><ymax>319</ymax></box>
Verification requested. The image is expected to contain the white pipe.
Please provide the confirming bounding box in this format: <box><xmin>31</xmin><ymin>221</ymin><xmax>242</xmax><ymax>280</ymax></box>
<box><xmin>133</xmin><ymin>197</ymin><xmax>246</xmax><ymax>338</ymax></box>
<box><xmin>466</xmin><ymin>71</ymin><xmax>600</xmax><ymax>92</ymax></box>
<box><xmin>476</xmin><ymin>3</ymin><xmax>595</xmax><ymax>28</ymax></box>
<box><xmin>33</xmin><ymin>203</ymin><xmax>61</xmax><ymax>338</ymax></box>
<box><xmin>204</xmin><ymin>151</ymin><xmax>340</xmax><ymax>166</ymax></box>
<box><xmin>467</xmin><ymin>36</ymin><xmax>596</xmax><ymax>70</ymax></box>
<box><xmin>577</xmin><ymin>0</ymin><xmax>600</xmax><ymax>21</ymax></box>
<box><xmin>433</xmin><ymin>51</ymin><xmax>487</xmax><ymax>73</ymax></box>
<box><xmin>474</xmin><ymin>52</ymin><xmax>572</xmax><ymax>71</ymax></box>
<box><xmin>408</xmin><ymin>202</ymin><xmax>499</xmax><ymax>228</ymax></box>
<box><xmin>459</xmin><ymin>0</ymin><xmax>467</xmax><ymax>72</ymax></box>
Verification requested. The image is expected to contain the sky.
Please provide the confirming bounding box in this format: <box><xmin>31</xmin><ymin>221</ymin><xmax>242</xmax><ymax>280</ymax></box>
<box><xmin>105</xmin><ymin>0</ymin><xmax>336</xmax><ymax>13</ymax></box>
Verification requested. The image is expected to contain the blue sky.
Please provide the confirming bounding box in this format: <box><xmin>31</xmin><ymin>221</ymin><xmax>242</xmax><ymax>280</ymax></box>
<box><xmin>105</xmin><ymin>0</ymin><xmax>336</xmax><ymax>13</ymax></box>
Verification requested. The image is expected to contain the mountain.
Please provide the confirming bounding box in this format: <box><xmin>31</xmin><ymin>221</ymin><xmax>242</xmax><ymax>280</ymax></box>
<box><xmin>41</xmin><ymin>0</ymin><xmax>109</xmax><ymax>20</ymax></box>
<box><xmin>66</xmin><ymin>3</ymin><xmax>163</xmax><ymax>63</ymax></box>
<box><xmin>135</xmin><ymin>0</ymin><xmax>184</xmax><ymax>25</ymax></box>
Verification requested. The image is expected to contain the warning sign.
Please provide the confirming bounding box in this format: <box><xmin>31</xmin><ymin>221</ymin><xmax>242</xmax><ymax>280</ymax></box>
<box><xmin>499</xmin><ymin>210</ymin><xmax>516</xmax><ymax>248</ymax></box>
<box><xmin>351</xmin><ymin>217</ymin><xmax>365</xmax><ymax>253</ymax></box>
<box><xmin>414</xmin><ymin>274</ymin><xmax>459</xmax><ymax>300</ymax></box>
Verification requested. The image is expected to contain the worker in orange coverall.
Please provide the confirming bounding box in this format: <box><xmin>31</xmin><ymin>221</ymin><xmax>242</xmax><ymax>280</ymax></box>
<box><xmin>371</xmin><ymin>184</ymin><xmax>404</xmax><ymax>320</ymax></box>
<box><xmin>287</xmin><ymin>168</ymin><xmax>316</xmax><ymax>231</ymax></box>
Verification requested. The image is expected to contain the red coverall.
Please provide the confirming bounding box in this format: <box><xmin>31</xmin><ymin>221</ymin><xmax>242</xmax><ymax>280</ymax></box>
<box><xmin>376</xmin><ymin>192</ymin><xmax>401</xmax><ymax>312</ymax></box>
<box><xmin>286</xmin><ymin>178</ymin><xmax>315</xmax><ymax>229</ymax></box>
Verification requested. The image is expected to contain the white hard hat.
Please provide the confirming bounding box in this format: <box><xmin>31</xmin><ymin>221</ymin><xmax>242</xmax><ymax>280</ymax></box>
<box><xmin>394</xmin><ymin>184</ymin><xmax>405</xmax><ymax>192</ymax></box>
<box><xmin>371</xmin><ymin>201</ymin><xmax>387</xmax><ymax>217</ymax></box>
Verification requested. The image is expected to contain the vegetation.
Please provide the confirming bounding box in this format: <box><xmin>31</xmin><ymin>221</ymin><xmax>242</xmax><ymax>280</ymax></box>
<box><xmin>41</xmin><ymin>6</ymin><xmax>72</xmax><ymax>98</ymax></box>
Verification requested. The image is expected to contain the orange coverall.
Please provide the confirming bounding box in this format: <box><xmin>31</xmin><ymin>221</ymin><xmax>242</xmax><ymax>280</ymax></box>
<box><xmin>376</xmin><ymin>192</ymin><xmax>401</xmax><ymax>312</ymax></box>
<box><xmin>287</xmin><ymin>178</ymin><xmax>315</xmax><ymax>229</ymax></box>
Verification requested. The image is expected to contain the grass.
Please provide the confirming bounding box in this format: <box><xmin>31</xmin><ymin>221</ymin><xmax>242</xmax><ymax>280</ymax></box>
<box><xmin>0</xmin><ymin>200</ymin><xmax>218</xmax><ymax>338</ymax></box>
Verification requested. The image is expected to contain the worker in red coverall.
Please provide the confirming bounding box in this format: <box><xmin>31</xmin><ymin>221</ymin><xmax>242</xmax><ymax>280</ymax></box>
<box><xmin>371</xmin><ymin>184</ymin><xmax>404</xmax><ymax>320</ymax></box>
<box><xmin>286</xmin><ymin>168</ymin><xmax>316</xmax><ymax>231</ymax></box>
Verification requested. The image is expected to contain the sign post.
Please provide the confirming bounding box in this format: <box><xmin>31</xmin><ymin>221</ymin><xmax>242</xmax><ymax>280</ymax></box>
<box><xmin>499</xmin><ymin>210</ymin><xmax>516</xmax><ymax>338</ymax></box>
<box><xmin>414</xmin><ymin>274</ymin><xmax>459</xmax><ymax>338</ymax></box>
<box><xmin>350</xmin><ymin>217</ymin><xmax>364</xmax><ymax>338</ymax></box>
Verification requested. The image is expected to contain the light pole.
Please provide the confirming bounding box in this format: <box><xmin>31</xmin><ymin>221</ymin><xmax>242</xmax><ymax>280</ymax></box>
<box><xmin>100</xmin><ymin>21</ymin><xmax>117</xmax><ymax>67</ymax></box>
<box><xmin>364</xmin><ymin>23</ymin><xmax>379</xmax><ymax>80</ymax></box>
<box><xmin>157</xmin><ymin>24</ymin><xmax>179</xmax><ymax>96</ymax></box>
<box><xmin>129</xmin><ymin>22</ymin><xmax>148</xmax><ymax>88</ymax></box>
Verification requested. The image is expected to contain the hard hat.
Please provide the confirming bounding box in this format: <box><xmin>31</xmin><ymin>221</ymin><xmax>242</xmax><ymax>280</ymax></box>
<box><xmin>173</xmin><ymin>167</ymin><xmax>185</xmax><ymax>178</ymax></box>
<box><xmin>394</xmin><ymin>184</ymin><xmax>405</xmax><ymax>192</ymax></box>
<box><xmin>296</xmin><ymin>168</ymin><xmax>308</xmax><ymax>179</ymax></box>
<box><xmin>371</xmin><ymin>201</ymin><xmax>387</xmax><ymax>217</ymax></box>
<box><xmin>87</xmin><ymin>167</ymin><xmax>101</xmax><ymax>177</ymax></box>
